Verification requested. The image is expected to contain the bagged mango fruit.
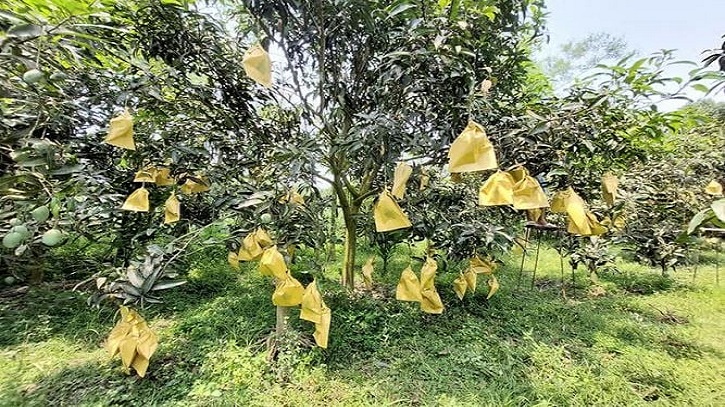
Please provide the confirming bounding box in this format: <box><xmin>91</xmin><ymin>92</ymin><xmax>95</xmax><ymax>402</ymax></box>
<box><xmin>705</xmin><ymin>180</ymin><xmax>723</xmax><ymax>196</ymax></box>
<box><xmin>272</xmin><ymin>274</ymin><xmax>305</xmax><ymax>307</ymax></box>
<box><xmin>258</xmin><ymin>246</ymin><xmax>288</xmax><ymax>279</ymax></box>
<box><xmin>313</xmin><ymin>307</ymin><xmax>331</xmax><ymax>349</ymax></box>
<box><xmin>448</xmin><ymin>121</ymin><xmax>497</xmax><ymax>173</ymax></box>
<box><xmin>254</xmin><ymin>228</ymin><xmax>274</xmax><ymax>248</ymax></box>
<box><xmin>164</xmin><ymin>193</ymin><xmax>180</xmax><ymax>224</ymax></box>
<box><xmin>453</xmin><ymin>273</ymin><xmax>468</xmax><ymax>300</ymax></box>
<box><xmin>106</xmin><ymin>306</ymin><xmax>158</xmax><ymax>378</ymax></box>
<box><xmin>552</xmin><ymin>187</ymin><xmax>607</xmax><ymax>236</ymax></box>
<box><xmin>391</xmin><ymin>162</ymin><xmax>413</xmax><ymax>199</ymax></box>
<box><xmin>601</xmin><ymin>173</ymin><xmax>618</xmax><ymax>206</ymax></box>
<box><xmin>487</xmin><ymin>275</ymin><xmax>500</xmax><ymax>299</ymax></box>
<box><xmin>237</xmin><ymin>228</ymin><xmax>273</xmax><ymax>261</ymax></box>
<box><xmin>180</xmin><ymin>177</ymin><xmax>210</xmax><ymax>194</ymax></box>
<box><xmin>464</xmin><ymin>268</ymin><xmax>477</xmax><ymax>292</ymax></box>
<box><xmin>104</xmin><ymin>108</ymin><xmax>135</xmax><ymax>150</ymax></box>
<box><xmin>300</xmin><ymin>280</ymin><xmax>325</xmax><ymax>324</ymax></box>
<box><xmin>469</xmin><ymin>256</ymin><xmax>496</xmax><ymax>275</ymax></box>
<box><xmin>419</xmin><ymin>257</ymin><xmax>443</xmax><ymax>314</ymax></box>
<box><xmin>121</xmin><ymin>187</ymin><xmax>149</xmax><ymax>212</ymax></box>
<box><xmin>511</xmin><ymin>167</ymin><xmax>548</xmax><ymax>210</ymax></box>
<box><xmin>362</xmin><ymin>257</ymin><xmax>374</xmax><ymax>289</ymax></box>
<box><xmin>154</xmin><ymin>167</ymin><xmax>176</xmax><ymax>186</ymax></box>
<box><xmin>479</xmin><ymin>171</ymin><xmax>515</xmax><ymax>206</ymax></box>
<box><xmin>396</xmin><ymin>266</ymin><xmax>422</xmax><ymax>302</ymax></box>
<box><xmin>243</xmin><ymin>44</ymin><xmax>272</xmax><ymax>88</ymax></box>
<box><xmin>299</xmin><ymin>280</ymin><xmax>332</xmax><ymax>348</ymax></box>
<box><xmin>133</xmin><ymin>168</ymin><xmax>156</xmax><ymax>183</ymax></box>
<box><xmin>227</xmin><ymin>252</ymin><xmax>240</xmax><ymax>270</ymax></box>
<box><xmin>374</xmin><ymin>190</ymin><xmax>412</xmax><ymax>232</ymax></box>
<box><xmin>280</xmin><ymin>189</ymin><xmax>305</xmax><ymax>205</ymax></box>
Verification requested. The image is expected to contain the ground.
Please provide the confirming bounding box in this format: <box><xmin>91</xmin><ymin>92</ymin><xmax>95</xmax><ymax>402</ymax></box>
<box><xmin>1</xmin><ymin>244</ymin><xmax>724</xmax><ymax>406</ymax></box>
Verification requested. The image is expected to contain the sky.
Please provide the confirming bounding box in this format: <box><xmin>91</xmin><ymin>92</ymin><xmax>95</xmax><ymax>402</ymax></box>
<box><xmin>539</xmin><ymin>0</ymin><xmax>725</xmax><ymax>106</ymax></box>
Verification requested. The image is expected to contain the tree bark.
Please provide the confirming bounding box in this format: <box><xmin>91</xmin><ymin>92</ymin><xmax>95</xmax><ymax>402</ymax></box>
<box><xmin>276</xmin><ymin>305</ymin><xmax>290</xmax><ymax>336</ymax></box>
<box><xmin>341</xmin><ymin>213</ymin><xmax>357</xmax><ymax>289</ymax></box>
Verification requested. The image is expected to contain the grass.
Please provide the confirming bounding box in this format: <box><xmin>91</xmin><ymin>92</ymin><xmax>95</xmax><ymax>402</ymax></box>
<box><xmin>1</xmin><ymin>243</ymin><xmax>724</xmax><ymax>406</ymax></box>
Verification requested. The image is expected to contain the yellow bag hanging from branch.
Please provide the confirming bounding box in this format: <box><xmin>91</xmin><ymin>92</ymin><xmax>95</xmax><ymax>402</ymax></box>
<box><xmin>164</xmin><ymin>193</ymin><xmax>180</xmax><ymax>224</ymax></box>
<box><xmin>154</xmin><ymin>167</ymin><xmax>176</xmax><ymax>186</ymax></box>
<box><xmin>705</xmin><ymin>180</ymin><xmax>723</xmax><ymax>196</ymax></box>
<box><xmin>133</xmin><ymin>168</ymin><xmax>157</xmax><ymax>183</ymax></box>
<box><xmin>396</xmin><ymin>266</ymin><xmax>422</xmax><ymax>302</ymax></box>
<box><xmin>453</xmin><ymin>273</ymin><xmax>467</xmax><ymax>300</ymax></box>
<box><xmin>464</xmin><ymin>268</ymin><xmax>477</xmax><ymax>292</ymax></box>
<box><xmin>180</xmin><ymin>177</ymin><xmax>210</xmax><ymax>194</ymax></box>
<box><xmin>106</xmin><ymin>306</ymin><xmax>158</xmax><ymax>378</ymax></box>
<box><xmin>255</xmin><ymin>228</ymin><xmax>274</xmax><ymax>248</ymax></box>
<box><xmin>479</xmin><ymin>171</ymin><xmax>515</xmax><ymax>206</ymax></box>
<box><xmin>121</xmin><ymin>187</ymin><xmax>150</xmax><ymax>212</ymax></box>
<box><xmin>374</xmin><ymin>190</ymin><xmax>412</xmax><ymax>232</ymax></box>
<box><xmin>362</xmin><ymin>257</ymin><xmax>374</xmax><ymax>289</ymax></box>
<box><xmin>391</xmin><ymin>162</ymin><xmax>413</xmax><ymax>199</ymax></box>
<box><xmin>259</xmin><ymin>246</ymin><xmax>288</xmax><ymax>279</ymax></box>
<box><xmin>227</xmin><ymin>252</ymin><xmax>240</xmax><ymax>270</ymax></box>
<box><xmin>280</xmin><ymin>189</ymin><xmax>305</xmax><ymax>205</ymax></box>
<box><xmin>448</xmin><ymin>121</ymin><xmax>498</xmax><ymax>173</ymax></box>
<box><xmin>601</xmin><ymin>173</ymin><xmax>618</xmax><ymax>206</ymax></box>
<box><xmin>238</xmin><ymin>232</ymin><xmax>263</xmax><ymax>261</ymax></box>
<box><xmin>272</xmin><ymin>274</ymin><xmax>305</xmax><ymax>307</ymax></box>
<box><xmin>469</xmin><ymin>256</ymin><xmax>496</xmax><ymax>275</ymax></box>
<box><xmin>313</xmin><ymin>307</ymin><xmax>331</xmax><ymax>349</ymax></box>
<box><xmin>243</xmin><ymin>44</ymin><xmax>272</xmax><ymax>88</ymax></box>
<box><xmin>419</xmin><ymin>257</ymin><xmax>444</xmax><ymax>314</ymax></box>
<box><xmin>487</xmin><ymin>275</ymin><xmax>500</xmax><ymax>299</ymax></box>
<box><xmin>300</xmin><ymin>280</ymin><xmax>325</xmax><ymax>324</ymax></box>
<box><xmin>511</xmin><ymin>167</ymin><xmax>549</xmax><ymax>210</ymax></box>
<box><xmin>104</xmin><ymin>108</ymin><xmax>135</xmax><ymax>150</ymax></box>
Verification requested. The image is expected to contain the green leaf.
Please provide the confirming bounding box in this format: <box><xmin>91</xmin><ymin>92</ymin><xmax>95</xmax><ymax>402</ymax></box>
<box><xmin>687</xmin><ymin>208</ymin><xmax>714</xmax><ymax>235</ymax></box>
<box><xmin>7</xmin><ymin>24</ymin><xmax>43</xmax><ymax>38</ymax></box>
<box><xmin>691</xmin><ymin>83</ymin><xmax>709</xmax><ymax>93</ymax></box>
<box><xmin>152</xmin><ymin>280</ymin><xmax>187</xmax><ymax>291</ymax></box>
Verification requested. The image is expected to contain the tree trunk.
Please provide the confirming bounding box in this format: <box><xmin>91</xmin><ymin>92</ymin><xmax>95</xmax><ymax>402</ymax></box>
<box><xmin>276</xmin><ymin>305</ymin><xmax>290</xmax><ymax>336</ymax></box>
<box><xmin>327</xmin><ymin>194</ymin><xmax>338</xmax><ymax>262</ymax></box>
<box><xmin>341</xmin><ymin>214</ymin><xmax>357</xmax><ymax>290</ymax></box>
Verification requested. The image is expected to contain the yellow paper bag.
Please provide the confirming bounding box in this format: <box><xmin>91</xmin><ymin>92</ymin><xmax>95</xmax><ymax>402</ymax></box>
<box><xmin>487</xmin><ymin>275</ymin><xmax>500</xmax><ymax>299</ymax></box>
<box><xmin>705</xmin><ymin>180</ymin><xmax>723</xmax><ymax>196</ymax></box>
<box><xmin>550</xmin><ymin>189</ymin><xmax>570</xmax><ymax>213</ymax></box>
<box><xmin>121</xmin><ymin>187</ymin><xmax>150</xmax><ymax>212</ymax></box>
<box><xmin>601</xmin><ymin>173</ymin><xmax>618</xmax><ymax>206</ymax></box>
<box><xmin>228</xmin><ymin>252</ymin><xmax>240</xmax><ymax>270</ymax></box>
<box><xmin>512</xmin><ymin>170</ymin><xmax>549</xmax><ymax>210</ymax></box>
<box><xmin>362</xmin><ymin>257</ymin><xmax>374</xmax><ymax>289</ymax></box>
<box><xmin>272</xmin><ymin>274</ymin><xmax>304</xmax><ymax>306</ymax></box>
<box><xmin>164</xmin><ymin>193</ymin><xmax>180</xmax><ymax>224</ymax></box>
<box><xmin>469</xmin><ymin>256</ymin><xmax>495</xmax><ymax>275</ymax></box>
<box><xmin>255</xmin><ymin>228</ymin><xmax>274</xmax><ymax>248</ymax></box>
<box><xmin>448</xmin><ymin>121</ymin><xmax>498</xmax><ymax>173</ymax></box>
<box><xmin>396</xmin><ymin>266</ymin><xmax>422</xmax><ymax>302</ymax></box>
<box><xmin>479</xmin><ymin>171</ymin><xmax>515</xmax><ymax>206</ymax></box>
<box><xmin>243</xmin><ymin>44</ymin><xmax>272</xmax><ymax>88</ymax></box>
<box><xmin>300</xmin><ymin>280</ymin><xmax>325</xmax><ymax>324</ymax></box>
<box><xmin>464</xmin><ymin>268</ymin><xmax>477</xmax><ymax>292</ymax></box>
<box><xmin>374</xmin><ymin>190</ymin><xmax>412</xmax><ymax>232</ymax></box>
<box><xmin>154</xmin><ymin>167</ymin><xmax>175</xmax><ymax>186</ymax></box>
<box><xmin>453</xmin><ymin>274</ymin><xmax>467</xmax><ymax>300</ymax></box>
<box><xmin>180</xmin><ymin>177</ymin><xmax>210</xmax><ymax>194</ymax></box>
<box><xmin>133</xmin><ymin>168</ymin><xmax>156</xmax><ymax>183</ymax></box>
<box><xmin>313</xmin><ymin>307</ymin><xmax>331</xmax><ymax>349</ymax></box>
<box><xmin>419</xmin><ymin>257</ymin><xmax>443</xmax><ymax>314</ymax></box>
<box><xmin>104</xmin><ymin>108</ymin><xmax>135</xmax><ymax>150</ymax></box>
<box><xmin>391</xmin><ymin>162</ymin><xmax>413</xmax><ymax>199</ymax></box>
<box><xmin>259</xmin><ymin>246</ymin><xmax>287</xmax><ymax>279</ymax></box>
<box><xmin>106</xmin><ymin>306</ymin><xmax>158</xmax><ymax>378</ymax></box>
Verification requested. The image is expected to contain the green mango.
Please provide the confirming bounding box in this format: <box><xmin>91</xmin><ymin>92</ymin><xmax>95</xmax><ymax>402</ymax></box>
<box><xmin>31</xmin><ymin>206</ymin><xmax>50</xmax><ymax>223</ymax></box>
<box><xmin>260</xmin><ymin>213</ymin><xmax>272</xmax><ymax>224</ymax></box>
<box><xmin>11</xmin><ymin>225</ymin><xmax>30</xmax><ymax>239</ymax></box>
<box><xmin>8</xmin><ymin>218</ymin><xmax>22</xmax><ymax>227</ymax></box>
<box><xmin>22</xmin><ymin>69</ymin><xmax>44</xmax><ymax>84</ymax></box>
<box><xmin>2</xmin><ymin>232</ymin><xmax>24</xmax><ymax>249</ymax></box>
<box><xmin>42</xmin><ymin>229</ymin><xmax>63</xmax><ymax>247</ymax></box>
